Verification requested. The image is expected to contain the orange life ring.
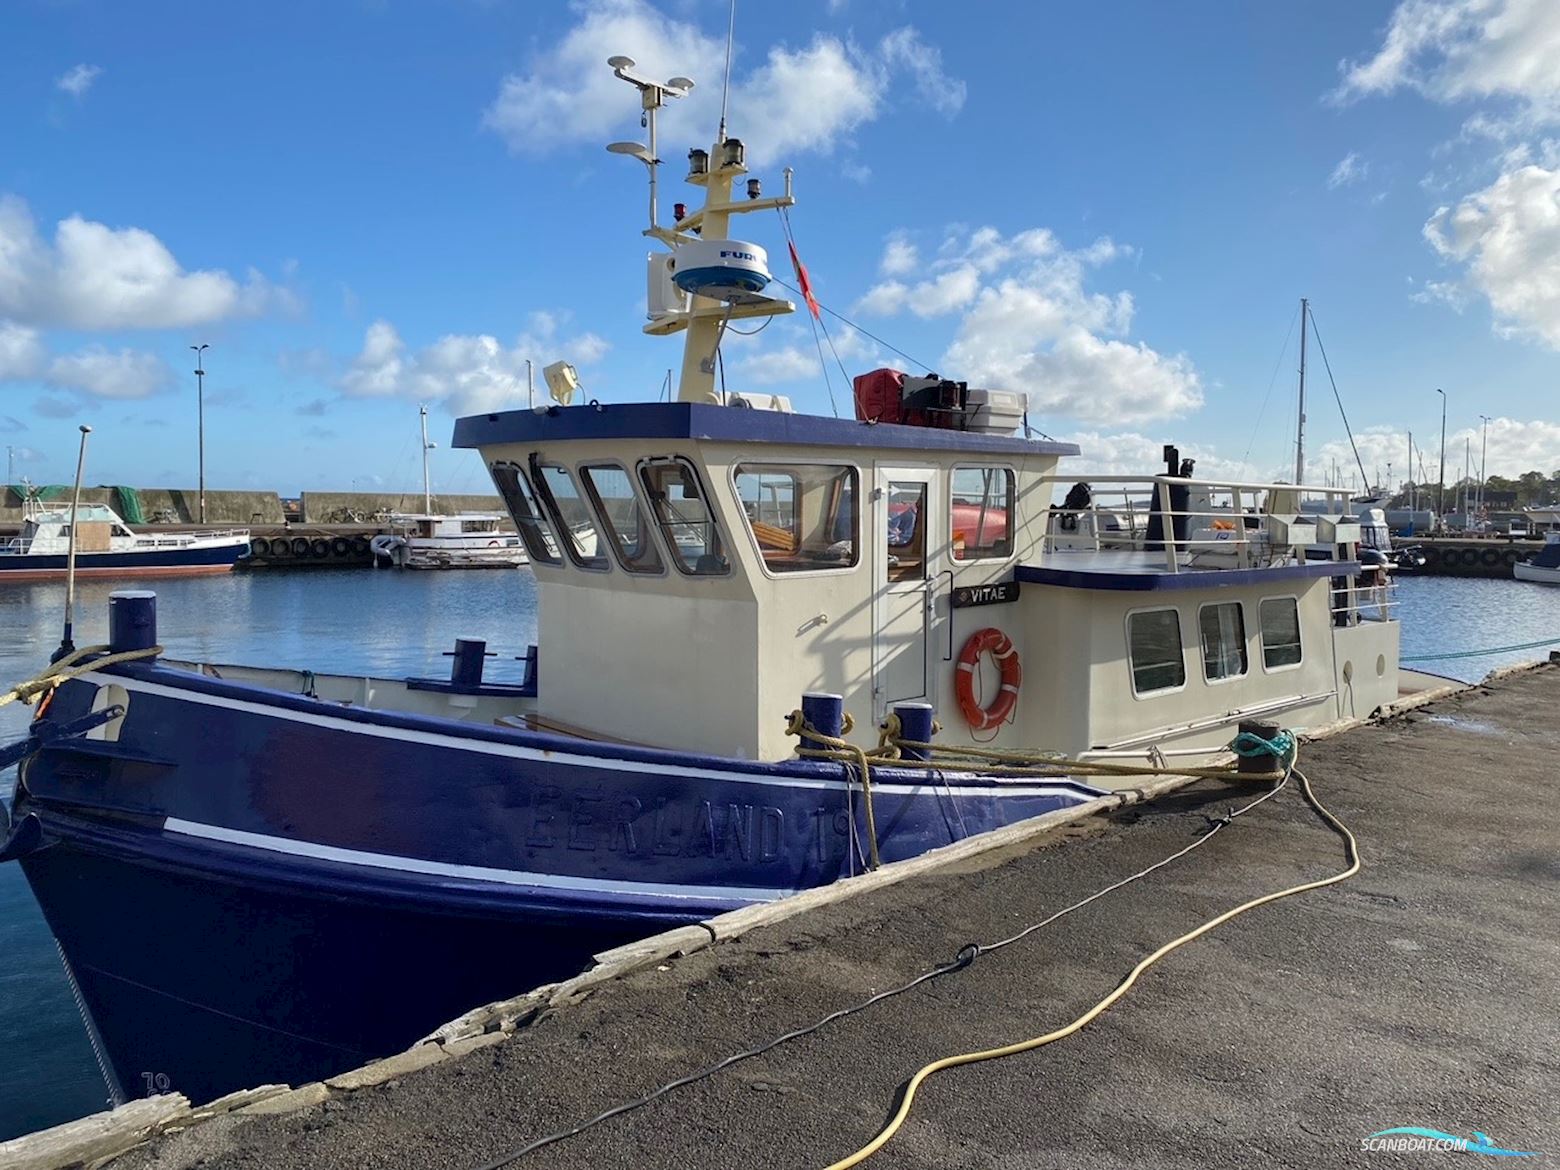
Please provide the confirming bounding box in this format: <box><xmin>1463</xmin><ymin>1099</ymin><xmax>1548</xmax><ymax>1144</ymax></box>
<box><xmin>488</xmin><ymin>540</ymin><xmax>501</xmax><ymax>547</ymax></box>
<box><xmin>955</xmin><ymin>627</ymin><xmax>1022</xmax><ymax>731</ymax></box>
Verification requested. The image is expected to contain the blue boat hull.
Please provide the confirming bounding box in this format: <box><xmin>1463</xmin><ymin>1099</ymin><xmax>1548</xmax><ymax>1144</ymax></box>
<box><xmin>6</xmin><ymin>662</ymin><xmax>1101</xmax><ymax>1103</ymax></box>
<box><xmin>0</xmin><ymin>542</ymin><xmax>246</xmax><ymax>582</ymax></box>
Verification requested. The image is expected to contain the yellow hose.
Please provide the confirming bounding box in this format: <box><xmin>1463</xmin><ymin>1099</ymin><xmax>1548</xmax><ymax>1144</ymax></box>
<box><xmin>823</xmin><ymin>761</ymin><xmax>1357</xmax><ymax>1170</ymax></box>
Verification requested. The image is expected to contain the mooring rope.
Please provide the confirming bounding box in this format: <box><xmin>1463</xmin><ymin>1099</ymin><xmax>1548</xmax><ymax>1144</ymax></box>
<box><xmin>1</xmin><ymin>644</ymin><xmax>164</xmax><ymax>712</ymax></box>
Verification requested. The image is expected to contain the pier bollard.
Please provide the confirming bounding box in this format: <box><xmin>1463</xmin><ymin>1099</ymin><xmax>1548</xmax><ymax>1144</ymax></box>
<box><xmin>893</xmin><ymin>702</ymin><xmax>936</xmax><ymax>761</ymax></box>
<box><xmin>799</xmin><ymin>692</ymin><xmax>845</xmax><ymax>754</ymax></box>
<box><xmin>1237</xmin><ymin>720</ymin><xmax>1284</xmax><ymax>776</ymax></box>
<box><xmin>108</xmin><ymin>591</ymin><xmax>158</xmax><ymax>655</ymax></box>
<box><xmin>449</xmin><ymin>638</ymin><xmax>488</xmax><ymax>689</ymax></box>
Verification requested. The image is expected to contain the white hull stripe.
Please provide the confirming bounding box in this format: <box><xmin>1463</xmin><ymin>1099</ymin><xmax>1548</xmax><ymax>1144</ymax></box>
<box><xmin>162</xmin><ymin>818</ymin><xmax>792</xmax><ymax>905</ymax></box>
<box><xmin>83</xmin><ymin>672</ymin><xmax>1090</xmax><ymax>799</ymax></box>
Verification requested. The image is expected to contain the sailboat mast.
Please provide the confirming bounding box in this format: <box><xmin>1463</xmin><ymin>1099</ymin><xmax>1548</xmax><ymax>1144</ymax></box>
<box><xmin>420</xmin><ymin>404</ymin><xmax>432</xmax><ymax>514</ymax></box>
<box><xmin>1295</xmin><ymin>297</ymin><xmax>1308</xmax><ymax>485</ymax></box>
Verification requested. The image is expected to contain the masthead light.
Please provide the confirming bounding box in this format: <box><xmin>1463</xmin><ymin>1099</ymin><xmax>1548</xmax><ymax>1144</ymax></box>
<box><xmin>688</xmin><ymin>147</ymin><xmax>709</xmax><ymax>175</ymax></box>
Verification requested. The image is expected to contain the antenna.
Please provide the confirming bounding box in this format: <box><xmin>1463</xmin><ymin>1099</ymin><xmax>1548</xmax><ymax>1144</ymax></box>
<box><xmin>605</xmin><ymin>55</ymin><xmax>694</xmax><ymax>233</ymax></box>
<box><xmin>718</xmin><ymin>0</ymin><xmax>736</xmax><ymax>142</ymax></box>
<box><xmin>419</xmin><ymin>404</ymin><xmax>436</xmax><ymax>515</ymax></box>
<box><xmin>56</xmin><ymin>424</ymin><xmax>92</xmax><ymax>660</ymax></box>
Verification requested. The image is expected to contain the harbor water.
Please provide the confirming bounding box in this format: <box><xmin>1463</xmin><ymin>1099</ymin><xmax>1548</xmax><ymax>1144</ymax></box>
<box><xmin>0</xmin><ymin>569</ymin><xmax>1553</xmax><ymax>1140</ymax></box>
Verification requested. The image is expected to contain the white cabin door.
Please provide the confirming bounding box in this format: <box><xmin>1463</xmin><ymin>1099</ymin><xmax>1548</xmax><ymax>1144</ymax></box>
<box><xmin>873</xmin><ymin>468</ymin><xmax>936</xmax><ymax>718</ymax></box>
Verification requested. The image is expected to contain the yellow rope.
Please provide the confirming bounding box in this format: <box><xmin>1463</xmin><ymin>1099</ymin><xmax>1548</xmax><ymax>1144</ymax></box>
<box><xmin>821</xmin><ymin>759</ymin><xmax>1365</xmax><ymax>1170</ymax></box>
<box><xmin>1</xmin><ymin>644</ymin><xmax>164</xmax><ymax>711</ymax></box>
<box><xmin>786</xmin><ymin>709</ymin><xmax>882</xmax><ymax>869</ymax></box>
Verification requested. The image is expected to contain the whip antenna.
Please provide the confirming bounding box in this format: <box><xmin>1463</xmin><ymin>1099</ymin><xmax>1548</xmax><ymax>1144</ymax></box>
<box><xmin>57</xmin><ymin>423</ymin><xmax>92</xmax><ymax>659</ymax></box>
<box><xmin>718</xmin><ymin>0</ymin><xmax>735</xmax><ymax>141</ymax></box>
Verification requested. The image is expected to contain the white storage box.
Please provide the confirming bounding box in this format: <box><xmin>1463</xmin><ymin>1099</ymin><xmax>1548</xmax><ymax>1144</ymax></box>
<box><xmin>965</xmin><ymin>388</ymin><xmax>1026</xmax><ymax>434</ymax></box>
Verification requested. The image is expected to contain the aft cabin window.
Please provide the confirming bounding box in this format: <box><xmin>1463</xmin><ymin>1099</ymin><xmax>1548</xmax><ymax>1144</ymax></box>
<box><xmin>489</xmin><ymin>462</ymin><xmax>561</xmax><ymax>566</ymax></box>
<box><xmin>1128</xmin><ymin>608</ymin><xmax>1186</xmax><ymax>695</ymax></box>
<box><xmin>734</xmin><ymin>463</ymin><xmax>859</xmax><ymax>573</ymax></box>
<box><xmin>537</xmin><ymin>464</ymin><xmax>610</xmax><ymax>572</ymax></box>
<box><xmin>579</xmin><ymin>463</ymin><xmax>665</xmax><ymax>575</ymax></box>
<box><xmin>1198</xmin><ymin>602</ymin><xmax>1248</xmax><ymax>682</ymax></box>
<box><xmin>951</xmin><ymin>466</ymin><xmax>1015</xmax><ymax>561</ymax></box>
<box><xmin>1259</xmin><ymin>597</ymin><xmax>1303</xmax><ymax>670</ymax></box>
<box><xmin>639</xmin><ymin>458</ymin><xmax>729</xmax><ymax>576</ymax></box>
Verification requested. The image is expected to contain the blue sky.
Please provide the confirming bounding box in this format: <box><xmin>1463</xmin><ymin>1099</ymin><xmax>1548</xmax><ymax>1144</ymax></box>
<box><xmin>3</xmin><ymin>0</ymin><xmax>1559</xmax><ymax>497</ymax></box>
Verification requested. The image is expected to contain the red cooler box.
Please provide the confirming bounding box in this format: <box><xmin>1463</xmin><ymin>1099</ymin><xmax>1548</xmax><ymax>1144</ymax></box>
<box><xmin>853</xmin><ymin>368</ymin><xmax>907</xmax><ymax>423</ymax></box>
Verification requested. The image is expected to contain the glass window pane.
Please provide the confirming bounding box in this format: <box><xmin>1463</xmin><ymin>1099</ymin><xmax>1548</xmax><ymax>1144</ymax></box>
<box><xmin>1128</xmin><ymin>609</ymin><xmax>1185</xmax><ymax>694</ymax></box>
<box><xmin>639</xmin><ymin>459</ymin><xmax>729</xmax><ymax>576</ymax></box>
<box><xmin>1198</xmin><ymin>602</ymin><xmax>1248</xmax><ymax>681</ymax></box>
<box><xmin>886</xmin><ymin>481</ymin><xmax>927</xmax><ymax>582</ymax></box>
<box><xmin>537</xmin><ymin>464</ymin><xmax>610</xmax><ymax>571</ymax></box>
<box><xmin>1260</xmin><ymin>598</ymin><xmax>1303</xmax><ymax>668</ymax></box>
<box><xmin>490</xmin><ymin>462</ymin><xmax>560</xmax><ymax>565</ymax></box>
<box><xmin>580</xmin><ymin>463</ymin><xmax>664</xmax><ymax>575</ymax></box>
<box><xmin>735</xmin><ymin>463</ymin><xmax>859</xmax><ymax>573</ymax></box>
<box><xmin>951</xmin><ymin>467</ymin><xmax>1014</xmax><ymax>560</ymax></box>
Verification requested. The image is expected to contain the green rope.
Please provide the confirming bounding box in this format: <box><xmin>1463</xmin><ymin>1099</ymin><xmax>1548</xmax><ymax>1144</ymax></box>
<box><xmin>1402</xmin><ymin>635</ymin><xmax>1560</xmax><ymax>663</ymax></box>
<box><xmin>1230</xmin><ymin>729</ymin><xmax>1297</xmax><ymax>768</ymax></box>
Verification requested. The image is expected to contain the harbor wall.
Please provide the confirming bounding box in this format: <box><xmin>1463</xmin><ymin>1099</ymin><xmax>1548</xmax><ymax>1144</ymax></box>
<box><xmin>299</xmin><ymin>493</ymin><xmax>504</xmax><ymax>524</ymax></box>
<box><xmin>0</xmin><ymin>487</ymin><xmax>284</xmax><ymax>525</ymax></box>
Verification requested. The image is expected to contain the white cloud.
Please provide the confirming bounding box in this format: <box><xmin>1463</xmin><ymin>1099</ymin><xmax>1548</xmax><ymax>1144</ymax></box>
<box><xmin>853</xmin><ymin>224</ymin><xmax>1197</xmax><ymax>425</ymax></box>
<box><xmin>1423</xmin><ymin>163</ymin><xmax>1560</xmax><ymax>345</ymax></box>
<box><xmin>339</xmin><ymin>317</ymin><xmax>610</xmax><ymax>414</ymax></box>
<box><xmin>45</xmin><ymin>347</ymin><xmax>172</xmax><ymax>399</ymax></box>
<box><xmin>482</xmin><ymin>0</ymin><xmax>962</xmax><ymax>164</ymax></box>
<box><xmin>0</xmin><ymin>195</ymin><xmax>289</xmax><ymax>330</ymax></box>
<box><xmin>880</xmin><ymin>232</ymin><xmax>918</xmax><ymax>276</ymax></box>
<box><xmin>1328</xmin><ymin>151</ymin><xmax>1369</xmax><ymax>188</ymax></box>
<box><xmin>55</xmin><ymin>64</ymin><xmax>102</xmax><ymax>99</ymax></box>
<box><xmin>1333</xmin><ymin>0</ymin><xmax>1560</xmax><ymax>118</ymax></box>
<box><xmin>1055</xmin><ymin>431</ymin><xmax>1249</xmax><ymax>482</ymax></box>
<box><xmin>1315</xmin><ymin>419</ymin><xmax>1560</xmax><ymax>484</ymax></box>
<box><xmin>0</xmin><ymin>322</ymin><xmax>43</xmax><ymax>378</ymax></box>
<box><xmin>733</xmin><ymin>344</ymin><xmax>821</xmax><ymax>385</ymax></box>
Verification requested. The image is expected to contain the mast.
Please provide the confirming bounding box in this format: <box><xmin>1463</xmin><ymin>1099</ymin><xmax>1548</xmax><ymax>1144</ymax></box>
<box><xmin>1295</xmin><ymin>296</ymin><xmax>1308</xmax><ymax>485</ymax></box>
<box><xmin>419</xmin><ymin>404</ymin><xmax>433</xmax><ymax>514</ymax></box>
<box><xmin>1407</xmin><ymin>429</ymin><xmax>1414</xmax><ymax>511</ymax></box>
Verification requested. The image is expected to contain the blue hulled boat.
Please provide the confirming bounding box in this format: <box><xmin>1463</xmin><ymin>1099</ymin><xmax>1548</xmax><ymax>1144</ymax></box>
<box><xmin>2</xmin><ymin>54</ymin><xmax>1408</xmax><ymax>1107</ymax></box>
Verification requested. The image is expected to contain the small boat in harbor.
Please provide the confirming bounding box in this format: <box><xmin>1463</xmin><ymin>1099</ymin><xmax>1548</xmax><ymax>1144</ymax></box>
<box><xmin>1514</xmin><ymin>532</ymin><xmax>1560</xmax><ymax>584</ymax></box>
<box><xmin>370</xmin><ymin>406</ymin><xmax>527</xmax><ymax>569</ymax></box>
<box><xmin>0</xmin><ymin>492</ymin><xmax>248</xmax><ymax>583</ymax></box>
<box><xmin>2</xmin><ymin>52</ymin><xmax>1409</xmax><ymax>1106</ymax></box>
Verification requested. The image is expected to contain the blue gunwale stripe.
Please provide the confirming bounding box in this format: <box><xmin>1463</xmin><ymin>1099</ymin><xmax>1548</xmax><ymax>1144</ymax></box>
<box><xmin>1015</xmin><ymin>560</ymin><xmax>1358</xmax><ymax>592</ymax></box>
<box><xmin>85</xmin><ymin>668</ymin><xmax>1105</xmax><ymax>800</ymax></box>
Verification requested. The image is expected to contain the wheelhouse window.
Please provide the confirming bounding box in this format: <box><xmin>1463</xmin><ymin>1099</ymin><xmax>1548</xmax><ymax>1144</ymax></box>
<box><xmin>734</xmin><ymin>463</ymin><xmax>858</xmax><ymax>573</ymax></box>
<box><xmin>951</xmin><ymin>466</ymin><xmax>1015</xmax><ymax>560</ymax></box>
<box><xmin>579</xmin><ymin>463</ymin><xmax>664</xmax><ymax>575</ymax></box>
<box><xmin>1128</xmin><ymin>608</ymin><xmax>1185</xmax><ymax>694</ymax></box>
<box><xmin>459</xmin><ymin>518</ymin><xmax>499</xmax><ymax>534</ymax></box>
<box><xmin>1198</xmin><ymin>602</ymin><xmax>1248</xmax><ymax>682</ymax></box>
<box><xmin>1259</xmin><ymin>597</ymin><xmax>1303</xmax><ymax>670</ymax></box>
<box><xmin>887</xmin><ymin>481</ymin><xmax>928</xmax><ymax>582</ymax></box>
<box><xmin>489</xmin><ymin>462</ymin><xmax>560</xmax><ymax>566</ymax></box>
<box><xmin>536</xmin><ymin>464</ymin><xmax>610</xmax><ymax>571</ymax></box>
<box><xmin>639</xmin><ymin>458</ymin><xmax>729</xmax><ymax>576</ymax></box>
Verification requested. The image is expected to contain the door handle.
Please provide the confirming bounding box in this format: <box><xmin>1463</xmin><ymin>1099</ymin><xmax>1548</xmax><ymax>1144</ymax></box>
<box><xmin>939</xmin><ymin>569</ymin><xmax>955</xmax><ymax>661</ymax></box>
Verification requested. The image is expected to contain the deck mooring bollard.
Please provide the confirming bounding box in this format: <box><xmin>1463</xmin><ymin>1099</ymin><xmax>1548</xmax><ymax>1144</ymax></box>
<box><xmin>1236</xmin><ymin>719</ymin><xmax>1284</xmax><ymax>776</ymax></box>
<box><xmin>799</xmin><ymin>692</ymin><xmax>845</xmax><ymax>754</ymax></box>
<box><xmin>108</xmin><ymin>590</ymin><xmax>158</xmax><ymax>655</ymax></box>
<box><xmin>449</xmin><ymin>638</ymin><xmax>488</xmax><ymax>689</ymax></box>
<box><xmin>893</xmin><ymin>701</ymin><xmax>936</xmax><ymax>761</ymax></box>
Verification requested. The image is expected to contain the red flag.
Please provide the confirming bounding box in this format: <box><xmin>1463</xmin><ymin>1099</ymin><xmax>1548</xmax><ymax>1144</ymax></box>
<box><xmin>788</xmin><ymin>240</ymin><xmax>821</xmax><ymax>319</ymax></box>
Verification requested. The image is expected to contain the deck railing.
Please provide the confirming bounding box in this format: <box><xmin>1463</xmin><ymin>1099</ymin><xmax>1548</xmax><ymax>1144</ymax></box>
<box><xmin>1038</xmin><ymin>474</ymin><xmax>1359</xmax><ymax>573</ymax></box>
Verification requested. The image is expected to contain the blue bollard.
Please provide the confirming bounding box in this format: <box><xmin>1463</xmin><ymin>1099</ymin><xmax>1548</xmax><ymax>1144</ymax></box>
<box><xmin>108</xmin><ymin>591</ymin><xmax>158</xmax><ymax>655</ymax></box>
<box><xmin>799</xmin><ymin>691</ymin><xmax>844</xmax><ymax>754</ymax></box>
<box><xmin>450</xmin><ymin>638</ymin><xmax>488</xmax><ymax>689</ymax></box>
<box><xmin>893</xmin><ymin>702</ymin><xmax>935</xmax><ymax>761</ymax></box>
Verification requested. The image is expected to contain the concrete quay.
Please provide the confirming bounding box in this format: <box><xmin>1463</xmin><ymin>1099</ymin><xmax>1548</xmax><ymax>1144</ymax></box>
<box><xmin>6</xmin><ymin>665</ymin><xmax>1557</xmax><ymax>1170</ymax></box>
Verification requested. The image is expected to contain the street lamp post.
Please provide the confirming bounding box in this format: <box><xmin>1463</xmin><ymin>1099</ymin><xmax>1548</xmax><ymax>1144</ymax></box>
<box><xmin>191</xmin><ymin>344</ymin><xmax>209</xmax><ymax>523</ymax></box>
<box><xmin>1436</xmin><ymin>387</ymin><xmax>1447</xmax><ymax>525</ymax></box>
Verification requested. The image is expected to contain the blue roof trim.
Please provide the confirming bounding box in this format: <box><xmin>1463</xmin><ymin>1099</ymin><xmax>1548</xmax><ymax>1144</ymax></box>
<box><xmin>452</xmin><ymin>402</ymin><xmax>1079</xmax><ymax>458</ymax></box>
<box><xmin>1015</xmin><ymin>559</ymin><xmax>1358</xmax><ymax>592</ymax></box>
